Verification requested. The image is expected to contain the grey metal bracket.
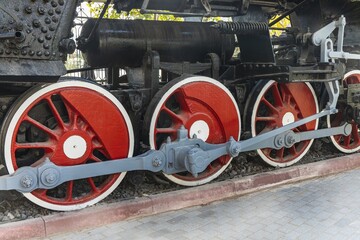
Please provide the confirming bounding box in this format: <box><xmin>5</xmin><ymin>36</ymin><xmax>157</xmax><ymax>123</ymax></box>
<box><xmin>312</xmin><ymin>16</ymin><xmax>360</xmax><ymax>62</ymax></box>
<box><xmin>324</xmin><ymin>80</ymin><xmax>340</xmax><ymax>112</ymax></box>
<box><xmin>200</xmin><ymin>0</ymin><xmax>212</xmax><ymax>14</ymax></box>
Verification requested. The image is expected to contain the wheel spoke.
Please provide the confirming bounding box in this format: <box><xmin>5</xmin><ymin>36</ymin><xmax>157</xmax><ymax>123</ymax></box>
<box><xmin>155</xmin><ymin>128</ymin><xmax>178</xmax><ymax>134</ymax></box>
<box><xmin>257</xmin><ymin>126</ymin><xmax>273</xmax><ymax>135</ymax></box>
<box><xmin>281</xmin><ymin>86</ymin><xmax>292</xmax><ymax>105</ymax></box>
<box><xmin>45</xmin><ymin>97</ymin><xmax>65</xmax><ymax>130</ymax></box>
<box><xmin>174</xmin><ymin>89</ymin><xmax>193</xmax><ymax>113</ymax></box>
<box><xmin>90</xmin><ymin>154</ymin><xmax>102</xmax><ymax>162</ymax></box>
<box><xmin>334</xmin><ymin>135</ymin><xmax>342</xmax><ymax>142</ymax></box>
<box><xmin>34</xmin><ymin>189</ymin><xmax>48</xmax><ymax>197</ymax></box>
<box><xmin>276</xmin><ymin>148</ymin><xmax>284</xmax><ymax>161</ymax></box>
<box><xmin>162</xmin><ymin>106</ymin><xmax>185</xmax><ymax>124</ymax></box>
<box><xmin>92</xmin><ymin>141</ymin><xmax>103</xmax><ymax>150</ymax></box>
<box><xmin>87</xmin><ymin>130</ymin><xmax>97</xmax><ymax>139</ymax></box>
<box><xmin>14</xmin><ymin>142</ymin><xmax>54</xmax><ymax>151</ymax></box>
<box><xmin>261</xmin><ymin>97</ymin><xmax>279</xmax><ymax>114</ymax></box>
<box><xmin>24</xmin><ymin>115</ymin><xmax>60</xmax><ymax>140</ymax></box>
<box><xmin>262</xmin><ymin>148</ymin><xmax>272</xmax><ymax>155</ymax></box>
<box><xmin>255</xmin><ymin>116</ymin><xmax>277</xmax><ymax>123</ymax></box>
<box><xmin>293</xmin><ymin>128</ymin><xmax>300</xmax><ymax>133</ymax></box>
<box><xmin>207</xmin><ymin>164</ymin><xmax>214</xmax><ymax>171</ymax></box>
<box><xmin>343</xmin><ymin>135</ymin><xmax>351</xmax><ymax>147</ymax></box>
<box><xmin>59</xmin><ymin>94</ymin><xmax>79</xmax><ymax>129</ymax></box>
<box><xmin>30</xmin><ymin>156</ymin><xmax>48</xmax><ymax>167</ymax></box>
<box><xmin>65</xmin><ymin>181</ymin><xmax>74</xmax><ymax>201</ymax></box>
<box><xmin>289</xmin><ymin>145</ymin><xmax>298</xmax><ymax>155</ymax></box>
<box><xmin>87</xmin><ymin>178</ymin><xmax>100</xmax><ymax>193</ymax></box>
<box><xmin>286</xmin><ymin>94</ymin><xmax>292</xmax><ymax>105</ymax></box>
<box><xmin>352</xmin><ymin>124</ymin><xmax>360</xmax><ymax>143</ymax></box>
<box><xmin>271</xmin><ymin>84</ymin><xmax>284</xmax><ymax>107</ymax></box>
<box><xmin>69</xmin><ymin>110</ymin><xmax>79</xmax><ymax>130</ymax></box>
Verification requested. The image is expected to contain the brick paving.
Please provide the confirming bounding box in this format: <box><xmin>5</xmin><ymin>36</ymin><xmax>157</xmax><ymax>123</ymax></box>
<box><xmin>44</xmin><ymin>168</ymin><xmax>360</xmax><ymax>240</ymax></box>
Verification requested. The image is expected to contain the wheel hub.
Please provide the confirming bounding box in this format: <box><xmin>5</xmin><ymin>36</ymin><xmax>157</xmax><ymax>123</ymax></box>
<box><xmin>185</xmin><ymin>113</ymin><xmax>213</xmax><ymax>141</ymax></box>
<box><xmin>282</xmin><ymin>112</ymin><xmax>295</xmax><ymax>126</ymax></box>
<box><xmin>63</xmin><ymin>135</ymin><xmax>87</xmax><ymax>159</ymax></box>
<box><xmin>52</xmin><ymin>130</ymin><xmax>93</xmax><ymax>166</ymax></box>
<box><xmin>189</xmin><ymin>120</ymin><xmax>210</xmax><ymax>141</ymax></box>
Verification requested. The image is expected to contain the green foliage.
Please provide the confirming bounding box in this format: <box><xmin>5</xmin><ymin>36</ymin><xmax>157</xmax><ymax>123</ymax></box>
<box><xmin>202</xmin><ymin>16</ymin><xmax>223</xmax><ymax>22</ymax></box>
<box><xmin>269</xmin><ymin>16</ymin><xmax>291</xmax><ymax>36</ymax></box>
<box><xmin>87</xmin><ymin>3</ymin><xmax>183</xmax><ymax>21</ymax></box>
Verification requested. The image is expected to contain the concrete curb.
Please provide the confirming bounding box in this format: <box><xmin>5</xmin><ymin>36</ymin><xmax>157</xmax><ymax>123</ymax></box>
<box><xmin>1</xmin><ymin>154</ymin><xmax>360</xmax><ymax>240</ymax></box>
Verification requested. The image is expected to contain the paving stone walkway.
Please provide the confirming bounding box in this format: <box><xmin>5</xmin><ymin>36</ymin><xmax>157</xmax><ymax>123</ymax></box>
<box><xmin>45</xmin><ymin>168</ymin><xmax>360</xmax><ymax>240</ymax></box>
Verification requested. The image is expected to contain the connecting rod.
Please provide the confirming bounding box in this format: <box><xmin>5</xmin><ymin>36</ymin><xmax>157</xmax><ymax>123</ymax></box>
<box><xmin>0</xmin><ymin>118</ymin><xmax>351</xmax><ymax>193</ymax></box>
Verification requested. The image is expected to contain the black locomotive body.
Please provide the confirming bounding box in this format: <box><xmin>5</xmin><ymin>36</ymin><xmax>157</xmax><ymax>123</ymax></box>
<box><xmin>0</xmin><ymin>0</ymin><xmax>359</xmax><ymax>211</ymax></box>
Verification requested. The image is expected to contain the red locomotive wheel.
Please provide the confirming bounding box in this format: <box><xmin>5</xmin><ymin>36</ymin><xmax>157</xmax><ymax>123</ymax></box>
<box><xmin>1</xmin><ymin>81</ymin><xmax>134</xmax><ymax>211</ymax></box>
<box><xmin>144</xmin><ymin>76</ymin><xmax>241</xmax><ymax>186</ymax></box>
<box><xmin>245</xmin><ymin>80</ymin><xmax>319</xmax><ymax>167</ymax></box>
<box><xmin>327</xmin><ymin>70</ymin><xmax>360</xmax><ymax>153</ymax></box>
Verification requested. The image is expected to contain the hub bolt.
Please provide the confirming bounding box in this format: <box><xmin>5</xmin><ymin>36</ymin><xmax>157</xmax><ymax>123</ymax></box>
<box><xmin>232</xmin><ymin>146</ymin><xmax>241</xmax><ymax>156</ymax></box>
<box><xmin>21</xmin><ymin>175</ymin><xmax>33</xmax><ymax>188</ymax></box>
<box><xmin>152</xmin><ymin>157</ymin><xmax>162</xmax><ymax>167</ymax></box>
<box><xmin>286</xmin><ymin>135</ymin><xmax>296</xmax><ymax>145</ymax></box>
<box><xmin>45</xmin><ymin>173</ymin><xmax>56</xmax><ymax>184</ymax></box>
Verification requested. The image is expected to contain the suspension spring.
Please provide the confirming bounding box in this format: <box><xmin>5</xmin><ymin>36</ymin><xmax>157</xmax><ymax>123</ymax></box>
<box><xmin>212</xmin><ymin>21</ymin><xmax>269</xmax><ymax>35</ymax></box>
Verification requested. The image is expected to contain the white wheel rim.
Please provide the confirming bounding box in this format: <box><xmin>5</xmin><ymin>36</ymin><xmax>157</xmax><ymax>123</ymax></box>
<box><xmin>3</xmin><ymin>81</ymin><xmax>134</xmax><ymax>211</ymax></box>
<box><xmin>250</xmin><ymin>80</ymin><xmax>319</xmax><ymax>167</ymax></box>
<box><xmin>149</xmin><ymin>76</ymin><xmax>241</xmax><ymax>186</ymax></box>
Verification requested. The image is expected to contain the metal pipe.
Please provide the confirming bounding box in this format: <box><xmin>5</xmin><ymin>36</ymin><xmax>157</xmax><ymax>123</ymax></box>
<box><xmin>80</xmin><ymin>19</ymin><xmax>236</xmax><ymax>68</ymax></box>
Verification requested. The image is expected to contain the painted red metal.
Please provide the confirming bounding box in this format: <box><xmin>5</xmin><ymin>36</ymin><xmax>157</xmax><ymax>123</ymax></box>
<box><xmin>10</xmin><ymin>87</ymin><xmax>130</xmax><ymax>206</ymax></box>
<box><xmin>253</xmin><ymin>82</ymin><xmax>318</xmax><ymax>164</ymax></box>
<box><xmin>153</xmin><ymin>81</ymin><xmax>241</xmax><ymax>182</ymax></box>
<box><xmin>330</xmin><ymin>73</ymin><xmax>360</xmax><ymax>151</ymax></box>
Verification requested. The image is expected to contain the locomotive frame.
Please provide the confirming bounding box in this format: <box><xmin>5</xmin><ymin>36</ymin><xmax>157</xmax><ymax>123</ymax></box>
<box><xmin>0</xmin><ymin>0</ymin><xmax>359</xmax><ymax>211</ymax></box>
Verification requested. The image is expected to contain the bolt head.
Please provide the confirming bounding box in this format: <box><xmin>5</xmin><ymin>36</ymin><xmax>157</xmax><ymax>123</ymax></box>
<box><xmin>232</xmin><ymin>146</ymin><xmax>241</xmax><ymax>156</ymax></box>
<box><xmin>21</xmin><ymin>176</ymin><xmax>33</xmax><ymax>188</ymax></box>
<box><xmin>152</xmin><ymin>158</ymin><xmax>162</xmax><ymax>167</ymax></box>
<box><xmin>45</xmin><ymin>173</ymin><xmax>56</xmax><ymax>183</ymax></box>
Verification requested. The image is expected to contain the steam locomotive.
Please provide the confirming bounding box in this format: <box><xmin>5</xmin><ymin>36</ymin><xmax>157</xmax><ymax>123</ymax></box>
<box><xmin>0</xmin><ymin>0</ymin><xmax>359</xmax><ymax>211</ymax></box>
